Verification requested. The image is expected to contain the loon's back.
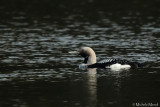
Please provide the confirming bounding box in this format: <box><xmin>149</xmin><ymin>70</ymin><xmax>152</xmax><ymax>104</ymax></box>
<box><xmin>88</xmin><ymin>59</ymin><xmax>142</xmax><ymax>69</ymax></box>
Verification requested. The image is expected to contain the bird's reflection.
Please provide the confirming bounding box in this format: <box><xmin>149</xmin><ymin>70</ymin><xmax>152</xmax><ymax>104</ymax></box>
<box><xmin>81</xmin><ymin>68</ymin><xmax>130</xmax><ymax>106</ymax></box>
<box><xmin>82</xmin><ymin>68</ymin><xmax>97</xmax><ymax>107</ymax></box>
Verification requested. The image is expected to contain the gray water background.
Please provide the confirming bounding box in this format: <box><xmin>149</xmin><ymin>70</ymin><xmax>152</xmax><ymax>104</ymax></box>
<box><xmin>0</xmin><ymin>0</ymin><xmax>160</xmax><ymax>107</ymax></box>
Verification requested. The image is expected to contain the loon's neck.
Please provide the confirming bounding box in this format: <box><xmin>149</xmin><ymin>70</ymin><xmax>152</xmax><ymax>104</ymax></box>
<box><xmin>87</xmin><ymin>53</ymin><xmax>96</xmax><ymax>65</ymax></box>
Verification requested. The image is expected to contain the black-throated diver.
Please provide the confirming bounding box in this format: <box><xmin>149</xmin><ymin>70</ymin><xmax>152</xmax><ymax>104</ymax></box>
<box><xmin>69</xmin><ymin>47</ymin><xmax>142</xmax><ymax>70</ymax></box>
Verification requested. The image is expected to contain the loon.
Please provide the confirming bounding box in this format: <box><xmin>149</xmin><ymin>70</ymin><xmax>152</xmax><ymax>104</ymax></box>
<box><xmin>69</xmin><ymin>47</ymin><xmax>142</xmax><ymax>70</ymax></box>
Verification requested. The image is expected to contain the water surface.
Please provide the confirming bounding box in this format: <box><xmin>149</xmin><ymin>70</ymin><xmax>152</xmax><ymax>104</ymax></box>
<box><xmin>0</xmin><ymin>0</ymin><xmax>160</xmax><ymax>107</ymax></box>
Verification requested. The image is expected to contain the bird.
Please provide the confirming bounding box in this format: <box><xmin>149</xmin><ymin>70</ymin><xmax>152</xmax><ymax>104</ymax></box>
<box><xmin>69</xmin><ymin>47</ymin><xmax>143</xmax><ymax>70</ymax></box>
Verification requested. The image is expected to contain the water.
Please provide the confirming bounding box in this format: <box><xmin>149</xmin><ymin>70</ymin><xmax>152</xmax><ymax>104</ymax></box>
<box><xmin>0</xmin><ymin>0</ymin><xmax>160</xmax><ymax>107</ymax></box>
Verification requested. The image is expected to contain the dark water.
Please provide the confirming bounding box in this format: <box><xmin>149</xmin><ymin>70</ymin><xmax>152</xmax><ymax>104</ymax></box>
<box><xmin>0</xmin><ymin>0</ymin><xmax>160</xmax><ymax>107</ymax></box>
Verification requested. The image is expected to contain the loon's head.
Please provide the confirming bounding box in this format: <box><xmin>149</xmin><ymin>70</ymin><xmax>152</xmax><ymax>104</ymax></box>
<box><xmin>69</xmin><ymin>47</ymin><xmax>96</xmax><ymax>64</ymax></box>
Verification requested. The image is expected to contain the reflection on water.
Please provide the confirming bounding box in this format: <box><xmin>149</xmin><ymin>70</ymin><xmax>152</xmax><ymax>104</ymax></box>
<box><xmin>0</xmin><ymin>0</ymin><xmax>160</xmax><ymax>106</ymax></box>
<box><xmin>83</xmin><ymin>68</ymin><xmax>97</xmax><ymax>106</ymax></box>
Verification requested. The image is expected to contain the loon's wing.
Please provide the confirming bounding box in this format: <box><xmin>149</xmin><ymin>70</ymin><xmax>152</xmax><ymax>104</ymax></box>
<box><xmin>88</xmin><ymin>59</ymin><xmax>120</xmax><ymax>68</ymax></box>
<box><xmin>98</xmin><ymin>59</ymin><xmax>117</xmax><ymax>63</ymax></box>
<box><xmin>88</xmin><ymin>58</ymin><xmax>142</xmax><ymax>69</ymax></box>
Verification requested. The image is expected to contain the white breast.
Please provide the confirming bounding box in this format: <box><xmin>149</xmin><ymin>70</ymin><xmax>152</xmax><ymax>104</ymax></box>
<box><xmin>108</xmin><ymin>63</ymin><xmax>131</xmax><ymax>71</ymax></box>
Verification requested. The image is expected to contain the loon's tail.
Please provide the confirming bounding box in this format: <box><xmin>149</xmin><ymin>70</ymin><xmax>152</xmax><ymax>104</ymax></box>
<box><xmin>129</xmin><ymin>62</ymin><xmax>150</xmax><ymax>69</ymax></box>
